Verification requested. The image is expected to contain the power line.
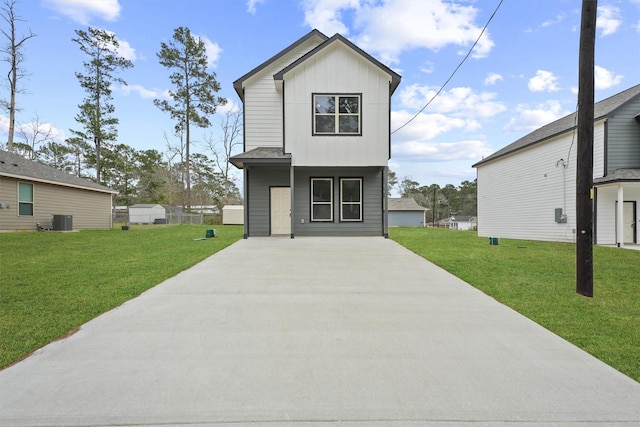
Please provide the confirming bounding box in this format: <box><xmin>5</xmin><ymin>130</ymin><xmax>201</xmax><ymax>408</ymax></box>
<box><xmin>391</xmin><ymin>0</ymin><xmax>505</xmax><ymax>135</ymax></box>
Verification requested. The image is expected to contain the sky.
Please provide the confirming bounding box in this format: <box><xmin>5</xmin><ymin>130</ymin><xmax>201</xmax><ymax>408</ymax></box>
<box><xmin>1</xmin><ymin>0</ymin><xmax>639</xmax><ymax>196</ymax></box>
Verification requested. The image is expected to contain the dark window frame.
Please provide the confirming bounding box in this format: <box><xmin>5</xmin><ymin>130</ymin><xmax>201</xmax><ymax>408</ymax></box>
<box><xmin>310</xmin><ymin>177</ymin><xmax>334</xmax><ymax>222</ymax></box>
<box><xmin>312</xmin><ymin>93</ymin><xmax>362</xmax><ymax>136</ymax></box>
<box><xmin>339</xmin><ymin>177</ymin><xmax>363</xmax><ymax>222</ymax></box>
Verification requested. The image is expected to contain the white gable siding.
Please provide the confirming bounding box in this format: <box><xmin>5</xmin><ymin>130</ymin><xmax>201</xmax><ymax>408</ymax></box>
<box><xmin>242</xmin><ymin>38</ymin><xmax>322</xmax><ymax>152</ymax></box>
<box><xmin>477</xmin><ymin>121</ymin><xmax>605</xmax><ymax>243</ymax></box>
<box><xmin>282</xmin><ymin>43</ymin><xmax>391</xmax><ymax>166</ymax></box>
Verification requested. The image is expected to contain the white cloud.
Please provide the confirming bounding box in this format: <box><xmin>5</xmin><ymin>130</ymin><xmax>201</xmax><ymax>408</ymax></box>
<box><xmin>302</xmin><ymin>0</ymin><xmax>495</xmax><ymax>65</ymax></box>
<box><xmin>392</xmin><ymin>110</ymin><xmax>480</xmax><ymax>142</ymax></box>
<box><xmin>398</xmin><ymin>85</ymin><xmax>506</xmax><ymax>119</ymax></box>
<box><xmin>484</xmin><ymin>72</ymin><xmax>503</xmax><ymax>86</ymax></box>
<box><xmin>393</xmin><ymin>139</ymin><xmax>494</xmax><ymax>162</ymax></box>
<box><xmin>594</xmin><ymin>65</ymin><xmax>623</xmax><ymax>89</ymax></box>
<box><xmin>528</xmin><ymin>70</ymin><xmax>560</xmax><ymax>92</ymax></box>
<box><xmin>503</xmin><ymin>100</ymin><xmax>568</xmax><ymax>133</ymax></box>
<box><xmin>196</xmin><ymin>35</ymin><xmax>222</xmax><ymax>69</ymax></box>
<box><xmin>302</xmin><ymin>0</ymin><xmax>359</xmax><ymax>36</ymax></box>
<box><xmin>119</xmin><ymin>84</ymin><xmax>162</xmax><ymax>99</ymax></box>
<box><xmin>42</xmin><ymin>0</ymin><xmax>121</xmax><ymax>25</ymax></box>
<box><xmin>597</xmin><ymin>5</ymin><xmax>621</xmax><ymax>36</ymax></box>
<box><xmin>247</xmin><ymin>0</ymin><xmax>266</xmax><ymax>14</ymax></box>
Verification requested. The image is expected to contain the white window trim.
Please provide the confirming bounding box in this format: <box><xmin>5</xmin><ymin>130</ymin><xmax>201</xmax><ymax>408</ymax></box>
<box><xmin>18</xmin><ymin>182</ymin><xmax>34</xmax><ymax>217</ymax></box>
<box><xmin>340</xmin><ymin>178</ymin><xmax>362</xmax><ymax>222</ymax></box>
<box><xmin>313</xmin><ymin>93</ymin><xmax>362</xmax><ymax>136</ymax></box>
<box><xmin>311</xmin><ymin>178</ymin><xmax>333</xmax><ymax>222</ymax></box>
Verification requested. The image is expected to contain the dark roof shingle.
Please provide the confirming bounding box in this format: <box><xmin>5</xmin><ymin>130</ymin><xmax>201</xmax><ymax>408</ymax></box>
<box><xmin>0</xmin><ymin>150</ymin><xmax>116</xmax><ymax>193</ymax></box>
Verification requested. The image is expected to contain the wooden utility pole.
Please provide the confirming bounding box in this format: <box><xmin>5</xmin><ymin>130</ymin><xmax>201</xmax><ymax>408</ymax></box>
<box><xmin>576</xmin><ymin>0</ymin><xmax>597</xmax><ymax>297</ymax></box>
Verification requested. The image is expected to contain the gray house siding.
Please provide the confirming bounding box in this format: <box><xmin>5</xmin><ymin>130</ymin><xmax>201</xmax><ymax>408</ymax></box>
<box><xmin>606</xmin><ymin>97</ymin><xmax>640</xmax><ymax>175</ymax></box>
<box><xmin>293</xmin><ymin>167</ymin><xmax>384</xmax><ymax>236</ymax></box>
<box><xmin>389</xmin><ymin>211</ymin><xmax>425</xmax><ymax>227</ymax></box>
<box><xmin>246</xmin><ymin>166</ymin><xmax>290</xmax><ymax>237</ymax></box>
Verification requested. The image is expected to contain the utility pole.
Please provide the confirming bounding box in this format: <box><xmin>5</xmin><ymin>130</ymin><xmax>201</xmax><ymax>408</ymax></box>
<box><xmin>576</xmin><ymin>0</ymin><xmax>597</xmax><ymax>297</ymax></box>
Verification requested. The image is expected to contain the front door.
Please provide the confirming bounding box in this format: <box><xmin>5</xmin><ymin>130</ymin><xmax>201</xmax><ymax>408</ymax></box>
<box><xmin>616</xmin><ymin>201</ymin><xmax>636</xmax><ymax>244</ymax></box>
<box><xmin>270</xmin><ymin>187</ymin><xmax>291</xmax><ymax>235</ymax></box>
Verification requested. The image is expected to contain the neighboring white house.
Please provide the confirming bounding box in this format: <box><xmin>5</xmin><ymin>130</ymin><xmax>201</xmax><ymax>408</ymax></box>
<box><xmin>449</xmin><ymin>215</ymin><xmax>476</xmax><ymax>231</ymax></box>
<box><xmin>388</xmin><ymin>197</ymin><xmax>428</xmax><ymax>227</ymax></box>
<box><xmin>129</xmin><ymin>204</ymin><xmax>166</xmax><ymax>224</ymax></box>
<box><xmin>473</xmin><ymin>84</ymin><xmax>640</xmax><ymax>246</ymax></box>
<box><xmin>230</xmin><ymin>29</ymin><xmax>401</xmax><ymax>238</ymax></box>
<box><xmin>222</xmin><ymin>205</ymin><xmax>244</xmax><ymax>225</ymax></box>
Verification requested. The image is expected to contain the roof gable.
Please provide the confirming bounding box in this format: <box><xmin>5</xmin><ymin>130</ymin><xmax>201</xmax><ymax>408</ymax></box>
<box><xmin>388</xmin><ymin>197</ymin><xmax>428</xmax><ymax>211</ymax></box>
<box><xmin>274</xmin><ymin>33</ymin><xmax>401</xmax><ymax>94</ymax></box>
<box><xmin>474</xmin><ymin>83</ymin><xmax>640</xmax><ymax>167</ymax></box>
<box><xmin>0</xmin><ymin>150</ymin><xmax>116</xmax><ymax>194</ymax></box>
<box><xmin>233</xmin><ymin>29</ymin><xmax>328</xmax><ymax>99</ymax></box>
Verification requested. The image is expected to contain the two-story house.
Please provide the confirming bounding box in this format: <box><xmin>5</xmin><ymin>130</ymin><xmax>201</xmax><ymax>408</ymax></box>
<box><xmin>230</xmin><ymin>30</ymin><xmax>401</xmax><ymax>238</ymax></box>
<box><xmin>473</xmin><ymin>84</ymin><xmax>640</xmax><ymax>247</ymax></box>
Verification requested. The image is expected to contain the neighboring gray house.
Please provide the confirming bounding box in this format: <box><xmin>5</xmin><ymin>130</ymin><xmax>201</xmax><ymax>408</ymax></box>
<box><xmin>230</xmin><ymin>29</ymin><xmax>401</xmax><ymax>238</ymax></box>
<box><xmin>129</xmin><ymin>204</ymin><xmax>166</xmax><ymax>224</ymax></box>
<box><xmin>0</xmin><ymin>150</ymin><xmax>116</xmax><ymax>231</ymax></box>
<box><xmin>388</xmin><ymin>197</ymin><xmax>429</xmax><ymax>227</ymax></box>
<box><xmin>474</xmin><ymin>84</ymin><xmax>640</xmax><ymax>246</ymax></box>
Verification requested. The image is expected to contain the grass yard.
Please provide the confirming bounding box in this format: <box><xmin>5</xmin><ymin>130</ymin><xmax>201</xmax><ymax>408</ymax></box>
<box><xmin>390</xmin><ymin>227</ymin><xmax>640</xmax><ymax>383</ymax></box>
<box><xmin>0</xmin><ymin>224</ymin><xmax>243</xmax><ymax>368</ymax></box>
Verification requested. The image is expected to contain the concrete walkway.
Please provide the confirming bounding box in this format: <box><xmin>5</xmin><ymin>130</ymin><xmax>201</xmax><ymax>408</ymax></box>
<box><xmin>1</xmin><ymin>237</ymin><xmax>639</xmax><ymax>426</ymax></box>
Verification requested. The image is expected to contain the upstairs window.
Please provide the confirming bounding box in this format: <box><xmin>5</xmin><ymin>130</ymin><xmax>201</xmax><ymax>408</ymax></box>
<box><xmin>18</xmin><ymin>182</ymin><xmax>34</xmax><ymax>216</ymax></box>
<box><xmin>313</xmin><ymin>94</ymin><xmax>361</xmax><ymax>135</ymax></box>
<box><xmin>311</xmin><ymin>178</ymin><xmax>333</xmax><ymax>222</ymax></box>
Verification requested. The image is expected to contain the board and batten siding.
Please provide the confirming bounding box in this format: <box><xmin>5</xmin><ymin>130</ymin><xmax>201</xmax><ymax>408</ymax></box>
<box><xmin>246</xmin><ymin>166</ymin><xmax>290</xmax><ymax>237</ymax></box>
<box><xmin>292</xmin><ymin>167</ymin><xmax>384</xmax><ymax>236</ymax></box>
<box><xmin>283</xmin><ymin>43</ymin><xmax>392</xmax><ymax>167</ymax></box>
<box><xmin>242</xmin><ymin>38</ymin><xmax>323</xmax><ymax>152</ymax></box>
<box><xmin>477</xmin><ymin>121</ymin><xmax>606</xmax><ymax>243</ymax></box>
<box><xmin>0</xmin><ymin>176</ymin><xmax>112</xmax><ymax>231</ymax></box>
<box><xmin>606</xmin><ymin>96</ymin><xmax>640</xmax><ymax>174</ymax></box>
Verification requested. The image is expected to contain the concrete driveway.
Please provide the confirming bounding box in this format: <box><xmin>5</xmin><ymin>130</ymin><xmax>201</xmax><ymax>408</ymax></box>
<box><xmin>1</xmin><ymin>237</ymin><xmax>639</xmax><ymax>426</ymax></box>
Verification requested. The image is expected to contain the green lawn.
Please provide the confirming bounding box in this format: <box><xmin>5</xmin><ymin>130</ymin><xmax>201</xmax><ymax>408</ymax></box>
<box><xmin>0</xmin><ymin>225</ymin><xmax>243</xmax><ymax>368</ymax></box>
<box><xmin>390</xmin><ymin>227</ymin><xmax>640</xmax><ymax>383</ymax></box>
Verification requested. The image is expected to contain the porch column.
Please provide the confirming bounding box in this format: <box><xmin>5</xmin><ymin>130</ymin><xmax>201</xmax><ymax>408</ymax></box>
<box><xmin>243</xmin><ymin>168</ymin><xmax>249</xmax><ymax>239</ymax></box>
<box><xmin>617</xmin><ymin>183</ymin><xmax>624</xmax><ymax>247</ymax></box>
<box><xmin>290</xmin><ymin>165</ymin><xmax>295</xmax><ymax>239</ymax></box>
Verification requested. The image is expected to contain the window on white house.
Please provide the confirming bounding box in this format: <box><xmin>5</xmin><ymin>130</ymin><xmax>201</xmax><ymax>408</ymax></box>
<box><xmin>340</xmin><ymin>178</ymin><xmax>362</xmax><ymax>221</ymax></box>
<box><xmin>311</xmin><ymin>178</ymin><xmax>333</xmax><ymax>221</ymax></box>
<box><xmin>18</xmin><ymin>182</ymin><xmax>34</xmax><ymax>216</ymax></box>
<box><xmin>313</xmin><ymin>94</ymin><xmax>361</xmax><ymax>135</ymax></box>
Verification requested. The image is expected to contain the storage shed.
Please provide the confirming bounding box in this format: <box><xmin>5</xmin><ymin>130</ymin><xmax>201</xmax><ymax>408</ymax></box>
<box><xmin>222</xmin><ymin>205</ymin><xmax>244</xmax><ymax>225</ymax></box>
<box><xmin>129</xmin><ymin>204</ymin><xmax>166</xmax><ymax>224</ymax></box>
<box><xmin>388</xmin><ymin>197</ymin><xmax>429</xmax><ymax>227</ymax></box>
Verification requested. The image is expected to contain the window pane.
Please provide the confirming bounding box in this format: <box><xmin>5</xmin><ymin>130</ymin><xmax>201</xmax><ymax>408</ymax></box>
<box><xmin>313</xmin><ymin>180</ymin><xmax>332</xmax><ymax>202</ymax></box>
<box><xmin>19</xmin><ymin>183</ymin><xmax>33</xmax><ymax>202</ymax></box>
<box><xmin>315</xmin><ymin>95</ymin><xmax>335</xmax><ymax>113</ymax></box>
<box><xmin>339</xmin><ymin>96</ymin><xmax>359</xmax><ymax>114</ymax></box>
<box><xmin>342</xmin><ymin>204</ymin><xmax>361</xmax><ymax>220</ymax></box>
<box><xmin>19</xmin><ymin>203</ymin><xmax>33</xmax><ymax>216</ymax></box>
<box><xmin>315</xmin><ymin>116</ymin><xmax>335</xmax><ymax>133</ymax></box>
<box><xmin>313</xmin><ymin>204</ymin><xmax>332</xmax><ymax>220</ymax></box>
<box><xmin>339</xmin><ymin>116</ymin><xmax>359</xmax><ymax>133</ymax></box>
<box><xmin>341</xmin><ymin>180</ymin><xmax>361</xmax><ymax>202</ymax></box>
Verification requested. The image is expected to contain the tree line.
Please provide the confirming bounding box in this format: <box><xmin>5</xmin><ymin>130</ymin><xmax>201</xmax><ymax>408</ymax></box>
<box><xmin>1</xmin><ymin>0</ymin><xmax>238</xmax><ymax>211</ymax></box>
<box><xmin>388</xmin><ymin>170</ymin><xmax>477</xmax><ymax>223</ymax></box>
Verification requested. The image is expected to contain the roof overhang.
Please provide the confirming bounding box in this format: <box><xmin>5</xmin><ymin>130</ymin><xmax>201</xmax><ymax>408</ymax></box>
<box><xmin>229</xmin><ymin>147</ymin><xmax>292</xmax><ymax>169</ymax></box>
<box><xmin>593</xmin><ymin>169</ymin><xmax>640</xmax><ymax>186</ymax></box>
<box><xmin>0</xmin><ymin>171</ymin><xmax>118</xmax><ymax>194</ymax></box>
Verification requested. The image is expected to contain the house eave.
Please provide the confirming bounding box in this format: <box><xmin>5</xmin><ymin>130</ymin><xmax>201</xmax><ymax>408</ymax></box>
<box><xmin>0</xmin><ymin>171</ymin><xmax>118</xmax><ymax>194</ymax></box>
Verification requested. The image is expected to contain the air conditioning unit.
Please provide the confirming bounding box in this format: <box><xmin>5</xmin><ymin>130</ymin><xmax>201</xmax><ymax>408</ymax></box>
<box><xmin>52</xmin><ymin>214</ymin><xmax>73</xmax><ymax>231</ymax></box>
